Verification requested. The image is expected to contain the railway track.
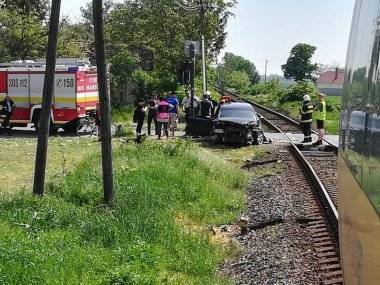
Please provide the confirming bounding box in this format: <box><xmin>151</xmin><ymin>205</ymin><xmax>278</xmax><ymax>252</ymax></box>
<box><xmin>216</xmin><ymin>88</ymin><xmax>342</xmax><ymax>284</ymax></box>
<box><xmin>215</xmin><ymin>87</ymin><xmax>339</xmax><ymax>208</ymax></box>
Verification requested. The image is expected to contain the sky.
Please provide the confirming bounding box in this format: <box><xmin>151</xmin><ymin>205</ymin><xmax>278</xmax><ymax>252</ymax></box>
<box><xmin>61</xmin><ymin>0</ymin><xmax>98</xmax><ymax>21</ymax></box>
<box><xmin>62</xmin><ymin>0</ymin><xmax>356</xmax><ymax>75</ymax></box>
<box><xmin>223</xmin><ymin>0</ymin><xmax>356</xmax><ymax>75</ymax></box>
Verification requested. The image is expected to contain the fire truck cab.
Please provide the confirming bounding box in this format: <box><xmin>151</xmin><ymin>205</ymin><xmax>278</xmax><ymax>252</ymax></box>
<box><xmin>0</xmin><ymin>59</ymin><xmax>99</xmax><ymax>132</ymax></box>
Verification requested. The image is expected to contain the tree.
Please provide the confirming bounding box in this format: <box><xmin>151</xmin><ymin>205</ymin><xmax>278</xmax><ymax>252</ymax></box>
<box><xmin>281</xmin><ymin>43</ymin><xmax>318</xmax><ymax>82</ymax></box>
<box><xmin>221</xmin><ymin>52</ymin><xmax>260</xmax><ymax>84</ymax></box>
<box><xmin>56</xmin><ymin>17</ymin><xmax>89</xmax><ymax>58</ymax></box>
<box><xmin>0</xmin><ymin>0</ymin><xmax>50</xmax><ymax>21</ymax></box>
<box><xmin>79</xmin><ymin>0</ymin><xmax>116</xmax><ymax>60</ymax></box>
<box><xmin>104</xmin><ymin>0</ymin><xmax>236</xmax><ymax>93</ymax></box>
<box><xmin>0</xmin><ymin>0</ymin><xmax>49</xmax><ymax>62</ymax></box>
<box><xmin>0</xmin><ymin>9</ymin><xmax>46</xmax><ymax>61</ymax></box>
<box><xmin>224</xmin><ymin>70</ymin><xmax>251</xmax><ymax>93</ymax></box>
<box><xmin>317</xmin><ymin>62</ymin><xmax>344</xmax><ymax>74</ymax></box>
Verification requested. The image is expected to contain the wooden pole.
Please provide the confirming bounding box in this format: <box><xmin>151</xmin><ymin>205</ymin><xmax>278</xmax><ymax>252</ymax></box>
<box><xmin>32</xmin><ymin>0</ymin><xmax>61</xmax><ymax>196</ymax></box>
<box><xmin>93</xmin><ymin>0</ymin><xmax>114</xmax><ymax>207</ymax></box>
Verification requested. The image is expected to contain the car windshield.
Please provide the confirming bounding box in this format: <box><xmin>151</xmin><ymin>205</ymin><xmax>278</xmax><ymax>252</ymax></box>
<box><xmin>220</xmin><ymin>108</ymin><xmax>255</xmax><ymax>119</ymax></box>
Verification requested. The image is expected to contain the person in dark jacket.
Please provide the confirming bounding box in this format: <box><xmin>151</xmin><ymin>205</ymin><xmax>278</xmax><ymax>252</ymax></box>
<box><xmin>0</xmin><ymin>95</ymin><xmax>15</xmax><ymax>135</ymax></box>
<box><xmin>300</xmin><ymin>94</ymin><xmax>314</xmax><ymax>143</ymax></box>
<box><xmin>147</xmin><ymin>97</ymin><xmax>158</xmax><ymax>135</ymax></box>
<box><xmin>133</xmin><ymin>99</ymin><xmax>146</xmax><ymax>136</ymax></box>
<box><xmin>200</xmin><ymin>93</ymin><xmax>213</xmax><ymax>117</ymax></box>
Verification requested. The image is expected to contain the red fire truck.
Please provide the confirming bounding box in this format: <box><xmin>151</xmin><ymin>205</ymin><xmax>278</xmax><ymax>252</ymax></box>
<box><xmin>0</xmin><ymin>60</ymin><xmax>99</xmax><ymax>132</ymax></box>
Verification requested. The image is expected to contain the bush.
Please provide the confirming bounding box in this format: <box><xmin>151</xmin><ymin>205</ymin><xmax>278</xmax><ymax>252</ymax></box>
<box><xmin>279</xmin><ymin>80</ymin><xmax>318</xmax><ymax>103</ymax></box>
<box><xmin>250</xmin><ymin>81</ymin><xmax>281</xmax><ymax>96</ymax></box>
<box><xmin>247</xmin><ymin>81</ymin><xmax>288</xmax><ymax>108</ymax></box>
<box><xmin>224</xmin><ymin>71</ymin><xmax>251</xmax><ymax>94</ymax></box>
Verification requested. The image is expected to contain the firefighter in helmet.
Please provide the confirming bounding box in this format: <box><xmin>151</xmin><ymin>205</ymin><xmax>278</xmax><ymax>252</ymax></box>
<box><xmin>300</xmin><ymin>94</ymin><xmax>314</xmax><ymax>143</ymax></box>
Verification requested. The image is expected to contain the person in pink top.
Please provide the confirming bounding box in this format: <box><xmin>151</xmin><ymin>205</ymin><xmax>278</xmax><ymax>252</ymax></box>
<box><xmin>156</xmin><ymin>96</ymin><xmax>172</xmax><ymax>139</ymax></box>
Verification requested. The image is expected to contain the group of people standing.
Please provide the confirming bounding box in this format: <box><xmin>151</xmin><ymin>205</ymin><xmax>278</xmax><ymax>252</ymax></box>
<box><xmin>300</xmin><ymin>92</ymin><xmax>327</xmax><ymax>145</ymax></box>
<box><xmin>134</xmin><ymin>92</ymin><xmax>179</xmax><ymax>139</ymax></box>
<box><xmin>133</xmin><ymin>90</ymin><xmax>218</xmax><ymax>139</ymax></box>
<box><xmin>181</xmin><ymin>90</ymin><xmax>215</xmax><ymax>120</ymax></box>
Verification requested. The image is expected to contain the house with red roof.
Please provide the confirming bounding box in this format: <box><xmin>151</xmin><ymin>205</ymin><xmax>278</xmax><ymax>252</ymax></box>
<box><xmin>316</xmin><ymin>68</ymin><xmax>345</xmax><ymax>96</ymax></box>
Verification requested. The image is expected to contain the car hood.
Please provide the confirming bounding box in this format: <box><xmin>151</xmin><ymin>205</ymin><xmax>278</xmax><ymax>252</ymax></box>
<box><xmin>216</xmin><ymin>117</ymin><xmax>257</xmax><ymax>125</ymax></box>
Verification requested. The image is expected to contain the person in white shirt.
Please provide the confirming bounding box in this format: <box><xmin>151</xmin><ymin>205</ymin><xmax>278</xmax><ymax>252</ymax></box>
<box><xmin>182</xmin><ymin>92</ymin><xmax>198</xmax><ymax>121</ymax></box>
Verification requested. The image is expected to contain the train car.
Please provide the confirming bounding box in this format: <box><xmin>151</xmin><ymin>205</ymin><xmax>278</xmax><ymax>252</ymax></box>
<box><xmin>0</xmin><ymin>60</ymin><xmax>98</xmax><ymax>132</ymax></box>
<box><xmin>339</xmin><ymin>0</ymin><xmax>380</xmax><ymax>283</ymax></box>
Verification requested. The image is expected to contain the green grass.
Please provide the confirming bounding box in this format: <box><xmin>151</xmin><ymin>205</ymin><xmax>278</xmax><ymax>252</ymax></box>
<box><xmin>196</xmin><ymin>143</ymin><xmax>269</xmax><ymax>166</ymax></box>
<box><xmin>0</xmin><ymin>106</ymin><xmax>135</xmax><ymax>194</ymax></box>
<box><xmin>0</xmin><ymin>137</ymin><xmax>100</xmax><ymax>194</ymax></box>
<box><xmin>112</xmin><ymin>106</ymin><xmax>134</xmax><ymax>125</ymax></box>
<box><xmin>0</xmin><ymin>140</ymin><xmax>248</xmax><ymax>284</ymax></box>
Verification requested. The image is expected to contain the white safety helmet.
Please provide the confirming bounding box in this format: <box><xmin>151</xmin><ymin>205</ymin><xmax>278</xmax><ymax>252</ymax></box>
<box><xmin>303</xmin><ymin>95</ymin><xmax>311</xmax><ymax>102</ymax></box>
<box><xmin>205</xmin><ymin>90</ymin><xmax>211</xmax><ymax>96</ymax></box>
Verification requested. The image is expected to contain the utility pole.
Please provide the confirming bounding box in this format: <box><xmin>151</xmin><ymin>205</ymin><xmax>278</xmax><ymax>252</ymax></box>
<box><xmin>93</xmin><ymin>0</ymin><xmax>114</xmax><ymax>207</ymax></box>
<box><xmin>32</xmin><ymin>0</ymin><xmax>61</xmax><ymax>196</ymax></box>
<box><xmin>200</xmin><ymin>0</ymin><xmax>207</xmax><ymax>96</ymax></box>
<box><xmin>264</xmin><ymin>59</ymin><xmax>269</xmax><ymax>84</ymax></box>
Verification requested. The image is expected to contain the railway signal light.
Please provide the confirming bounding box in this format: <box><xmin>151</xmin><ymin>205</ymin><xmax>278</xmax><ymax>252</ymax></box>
<box><xmin>177</xmin><ymin>62</ymin><xmax>192</xmax><ymax>85</ymax></box>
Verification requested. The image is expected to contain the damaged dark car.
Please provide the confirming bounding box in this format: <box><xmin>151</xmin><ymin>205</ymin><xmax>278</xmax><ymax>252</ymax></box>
<box><xmin>186</xmin><ymin>102</ymin><xmax>264</xmax><ymax>145</ymax></box>
<box><xmin>214</xmin><ymin>102</ymin><xmax>264</xmax><ymax>144</ymax></box>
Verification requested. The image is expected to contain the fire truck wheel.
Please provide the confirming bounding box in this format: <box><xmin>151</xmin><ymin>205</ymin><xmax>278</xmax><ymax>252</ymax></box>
<box><xmin>34</xmin><ymin>118</ymin><xmax>56</xmax><ymax>135</ymax></box>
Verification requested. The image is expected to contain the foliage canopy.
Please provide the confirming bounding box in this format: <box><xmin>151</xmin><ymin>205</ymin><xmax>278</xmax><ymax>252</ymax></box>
<box><xmin>220</xmin><ymin>52</ymin><xmax>260</xmax><ymax>85</ymax></box>
<box><xmin>216</xmin><ymin>52</ymin><xmax>260</xmax><ymax>93</ymax></box>
<box><xmin>105</xmin><ymin>0</ymin><xmax>236</xmax><ymax>93</ymax></box>
<box><xmin>281</xmin><ymin>43</ymin><xmax>318</xmax><ymax>82</ymax></box>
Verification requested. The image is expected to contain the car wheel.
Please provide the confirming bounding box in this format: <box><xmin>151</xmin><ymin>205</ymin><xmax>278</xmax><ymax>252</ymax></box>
<box><xmin>245</xmin><ymin>129</ymin><xmax>254</xmax><ymax>145</ymax></box>
<box><xmin>216</xmin><ymin>134</ymin><xmax>223</xmax><ymax>143</ymax></box>
<box><xmin>253</xmin><ymin>131</ymin><xmax>264</xmax><ymax>145</ymax></box>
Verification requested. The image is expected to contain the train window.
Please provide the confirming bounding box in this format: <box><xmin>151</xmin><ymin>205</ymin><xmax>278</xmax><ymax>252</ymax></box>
<box><xmin>341</xmin><ymin>0</ymin><xmax>380</xmax><ymax>214</ymax></box>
